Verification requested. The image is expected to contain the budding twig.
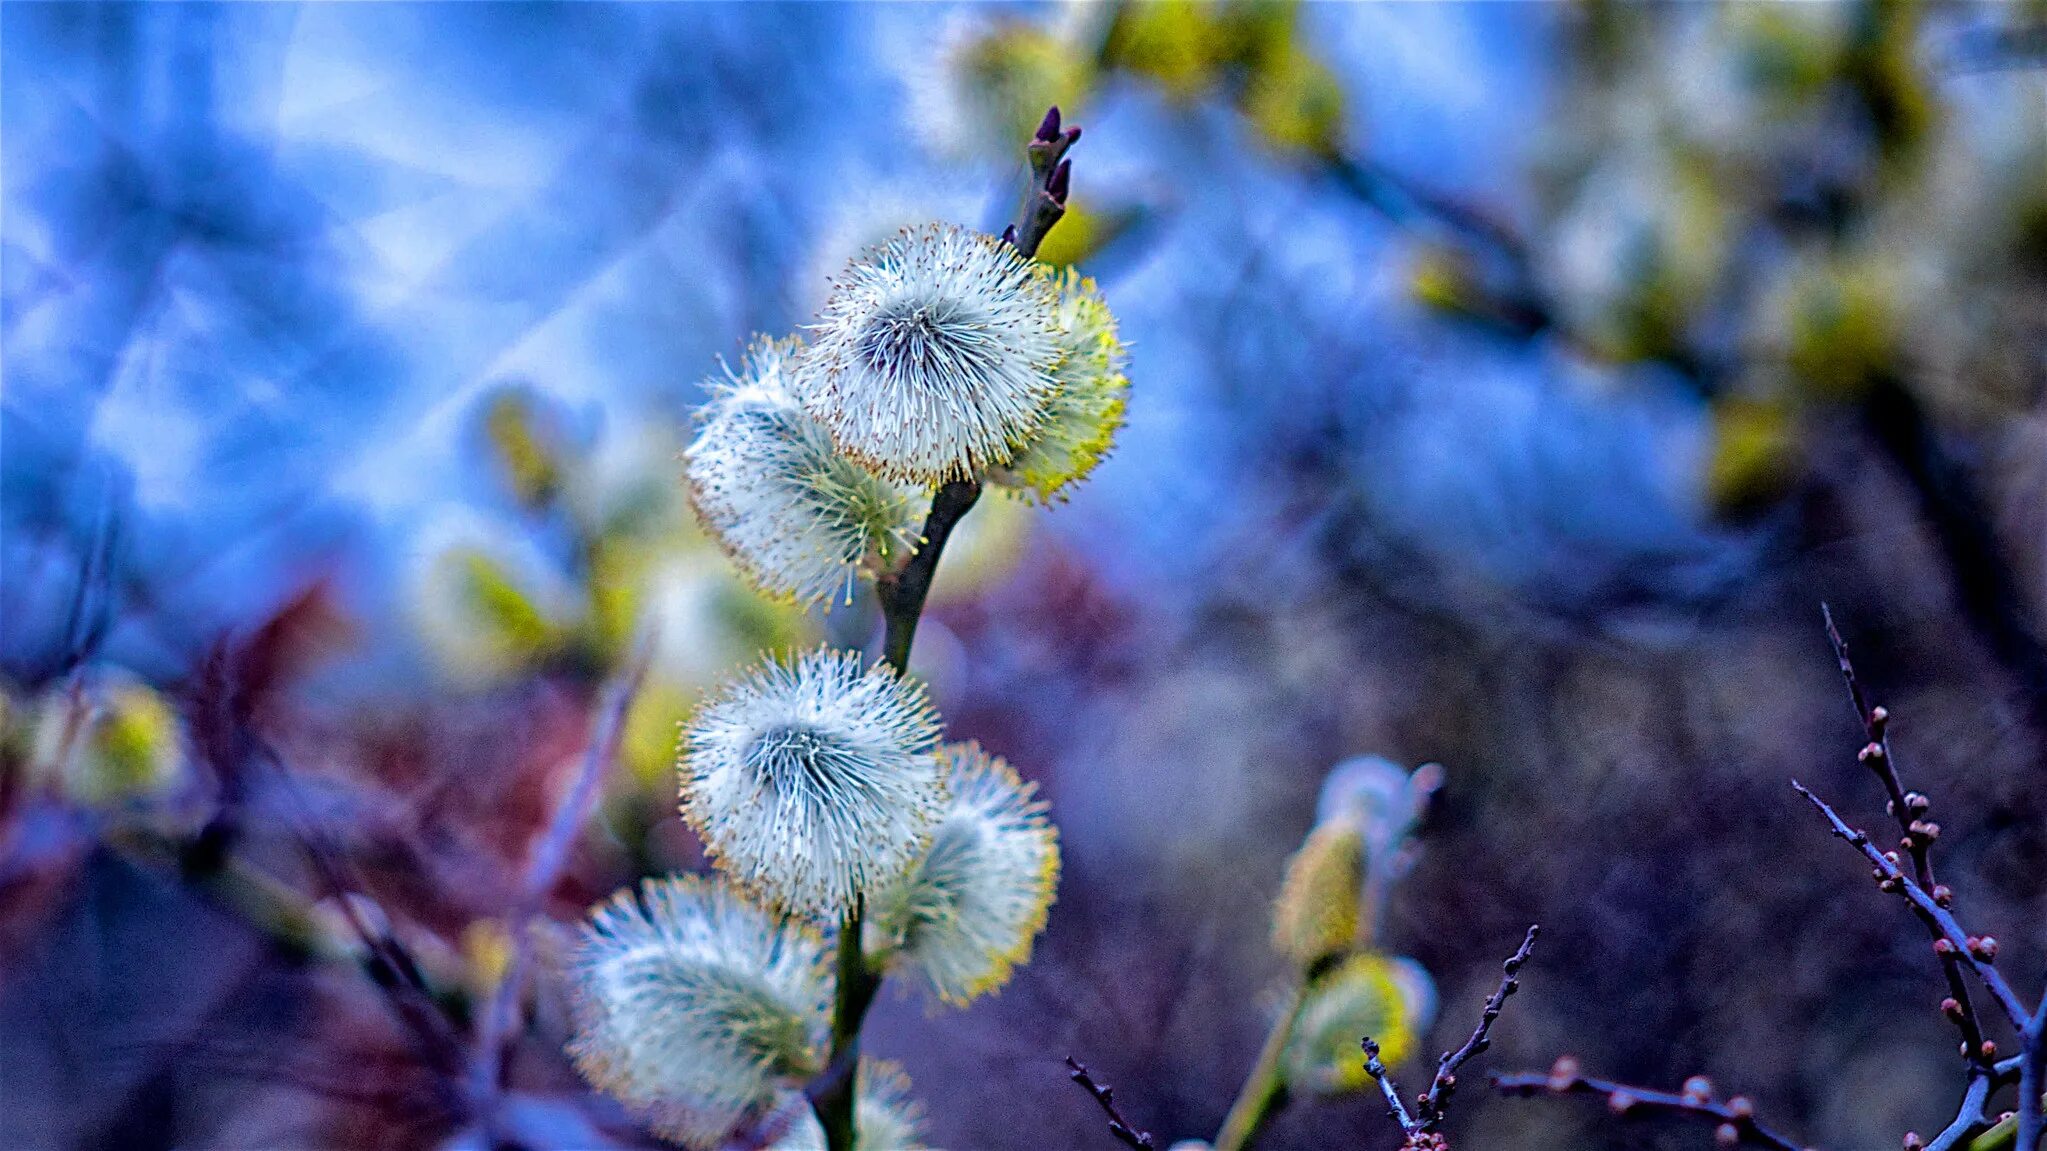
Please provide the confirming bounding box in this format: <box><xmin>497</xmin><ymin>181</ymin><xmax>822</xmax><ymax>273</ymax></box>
<box><xmin>1363</xmin><ymin>925</ymin><xmax>1539</xmax><ymax>1148</ymax></box>
<box><xmin>1823</xmin><ymin>606</ymin><xmax>1994</xmax><ymax>1074</ymax></box>
<box><xmin>1792</xmin><ymin>781</ymin><xmax>2029</xmax><ymax>1029</ymax></box>
<box><xmin>1493</xmin><ymin>1060</ymin><xmax>1809</xmax><ymax>1151</ymax></box>
<box><xmin>1065</xmin><ymin>1057</ymin><xmax>1157</xmax><ymax>1151</ymax></box>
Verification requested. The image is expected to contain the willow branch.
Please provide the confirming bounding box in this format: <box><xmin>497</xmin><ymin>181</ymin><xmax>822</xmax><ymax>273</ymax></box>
<box><xmin>876</xmin><ymin>479</ymin><xmax>982</xmax><ymax>676</ymax></box>
<box><xmin>815</xmin><ymin>103</ymin><xmax>1083</xmax><ymax>1151</ymax></box>
<box><xmin>1212</xmin><ymin>983</ymin><xmax>1306</xmax><ymax>1151</ymax></box>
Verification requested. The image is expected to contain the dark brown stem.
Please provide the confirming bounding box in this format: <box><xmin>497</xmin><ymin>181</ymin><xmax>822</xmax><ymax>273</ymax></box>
<box><xmin>808</xmin><ymin>898</ymin><xmax>884</xmax><ymax>1151</ymax></box>
<box><xmin>875</xmin><ymin>480</ymin><xmax>983</xmax><ymax>675</ymax></box>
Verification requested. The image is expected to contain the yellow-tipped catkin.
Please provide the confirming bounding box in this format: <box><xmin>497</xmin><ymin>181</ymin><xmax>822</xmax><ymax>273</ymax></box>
<box><xmin>1270</xmin><ymin>819</ymin><xmax>1364</xmax><ymax>969</ymax></box>
<box><xmin>1283</xmin><ymin>953</ymin><xmax>1436</xmax><ymax>1094</ymax></box>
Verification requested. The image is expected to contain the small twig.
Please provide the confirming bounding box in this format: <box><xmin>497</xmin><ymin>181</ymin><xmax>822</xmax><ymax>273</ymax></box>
<box><xmin>1065</xmin><ymin>1057</ymin><xmax>1157</xmax><ymax>1151</ymax></box>
<box><xmin>1924</xmin><ymin>1073</ymin><xmax>1995</xmax><ymax>1151</ymax></box>
<box><xmin>1793</xmin><ymin>781</ymin><xmax>2030</xmax><ymax>1029</ymax></box>
<box><xmin>1416</xmin><ymin>925</ymin><xmax>1540</xmax><ymax>1129</ymax></box>
<box><xmin>1363</xmin><ymin>926</ymin><xmax>1539</xmax><ymax>1148</ymax></box>
<box><xmin>1004</xmin><ymin>105</ymin><xmax>1082</xmax><ymax>261</ymax></box>
<box><xmin>1824</xmin><ymin>606</ymin><xmax>1996</xmax><ymax>1073</ymax></box>
<box><xmin>1362</xmin><ymin>1039</ymin><xmax>1419</xmax><ymax>1136</ymax></box>
<box><xmin>1917</xmin><ymin>1056</ymin><xmax>2023</xmax><ymax>1151</ymax></box>
<box><xmin>1493</xmin><ymin>1059</ymin><xmax>1809</xmax><ymax>1151</ymax></box>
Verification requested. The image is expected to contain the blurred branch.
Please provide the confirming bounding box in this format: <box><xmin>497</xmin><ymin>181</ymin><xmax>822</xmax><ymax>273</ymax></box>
<box><xmin>1211</xmin><ymin>983</ymin><xmax>1305</xmax><ymax>1151</ymax></box>
<box><xmin>1064</xmin><ymin>1057</ymin><xmax>1157</xmax><ymax>1151</ymax></box>
<box><xmin>1325</xmin><ymin>127</ymin><xmax>2047</xmax><ymax>749</ymax></box>
<box><xmin>1858</xmin><ymin>375</ymin><xmax>2047</xmax><ymax>746</ymax></box>
<box><xmin>1363</xmin><ymin>926</ymin><xmax>1538</xmax><ymax>1149</ymax></box>
<box><xmin>471</xmin><ymin>642</ymin><xmax>651</xmax><ymax>1124</ymax></box>
<box><xmin>1493</xmin><ymin>1060</ymin><xmax>1808</xmax><ymax>1151</ymax></box>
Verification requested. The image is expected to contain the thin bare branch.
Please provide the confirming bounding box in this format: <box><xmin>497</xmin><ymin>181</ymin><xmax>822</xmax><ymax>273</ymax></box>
<box><xmin>1416</xmin><ymin>925</ymin><xmax>1540</xmax><ymax>1130</ymax></box>
<box><xmin>1364</xmin><ymin>926</ymin><xmax>1539</xmax><ymax>1148</ymax></box>
<box><xmin>1793</xmin><ymin>781</ymin><xmax>2030</xmax><ymax>1028</ymax></box>
<box><xmin>1822</xmin><ymin>605</ymin><xmax>1994</xmax><ymax>1073</ymax></box>
<box><xmin>1065</xmin><ymin>1057</ymin><xmax>1157</xmax><ymax>1151</ymax></box>
<box><xmin>1494</xmin><ymin>1060</ymin><xmax>1809</xmax><ymax>1151</ymax></box>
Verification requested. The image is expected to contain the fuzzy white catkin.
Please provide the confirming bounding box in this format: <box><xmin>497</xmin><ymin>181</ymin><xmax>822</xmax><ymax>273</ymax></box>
<box><xmin>796</xmin><ymin>223</ymin><xmax>1062</xmax><ymax>484</ymax></box>
<box><xmin>680</xmin><ymin>647</ymin><xmax>946</xmax><ymax>921</ymax></box>
<box><xmin>565</xmin><ymin>876</ymin><xmax>831</xmax><ymax>1150</ymax></box>
<box><xmin>686</xmin><ymin>336</ymin><xmax>923</xmax><ymax>608</ymax></box>
<box><xmin>866</xmin><ymin>742</ymin><xmax>1060</xmax><ymax>1007</ymax></box>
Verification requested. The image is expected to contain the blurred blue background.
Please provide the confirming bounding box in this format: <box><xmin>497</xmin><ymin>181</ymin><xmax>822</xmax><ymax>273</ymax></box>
<box><xmin>5</xmin><ymin>3</ymin><xmax>2047</xmax><ymax>1149</ymax></box>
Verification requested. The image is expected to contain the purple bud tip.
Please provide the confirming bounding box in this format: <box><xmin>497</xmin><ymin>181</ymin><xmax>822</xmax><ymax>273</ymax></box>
<box><xmin>1036</xmin><ymin>106</ymin><xmax>1062</xmax><ymax>142</ymax></box>
<box><xmin>1048</xmin><ymin>158</ymin><xmax>1071</xmax><ymax>203</ymax></box>
<box><xmin>1064</xmin><ymin>125</ymin><xmax>1083</xmax><ymax>145</ymax></box>
<box><xmin>1001</xmin><ymin>224</ymin><xmax>1018</xmax><ymax>246</ymax></box>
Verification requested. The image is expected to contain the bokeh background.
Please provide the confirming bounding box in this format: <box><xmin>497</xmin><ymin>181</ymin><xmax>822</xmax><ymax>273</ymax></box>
<box><xmin>6</xmin><ymin>3</ymin><xmax>2047</xmax><ymax>1149</ymax></box>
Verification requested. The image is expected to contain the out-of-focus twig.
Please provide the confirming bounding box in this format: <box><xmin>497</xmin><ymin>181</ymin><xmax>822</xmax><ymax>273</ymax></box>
<box><xmin>1493</xmin><ymin>1060</ymin><xmax>1809</xmax><ymax>1151</ymax></box>
<box><xmin>470</xmin><ymin>640</ymin><xmax>652</xmax><ymax>1121</ymax></box>
<box><xmin>1211</xmin><ymin>982</ymin><xmax>1305</xmax><ymax>1151</ymax></box>
<box><xmin>1064</xmin><ymin>1057</ymin><xmax>1156</xmax><ymax>1151</ymax></box>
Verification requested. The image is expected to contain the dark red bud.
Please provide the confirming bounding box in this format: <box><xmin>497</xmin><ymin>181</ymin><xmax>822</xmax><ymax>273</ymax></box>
<box><xmin>1035</xmin><ymin>106</ymin><xmax>1062</xmax><ymax>142</ymax></box>
<box><xmin>1048</xmin><ymin>158</ymin><xmax>1072</xmax><ymax>203</ymax></box>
